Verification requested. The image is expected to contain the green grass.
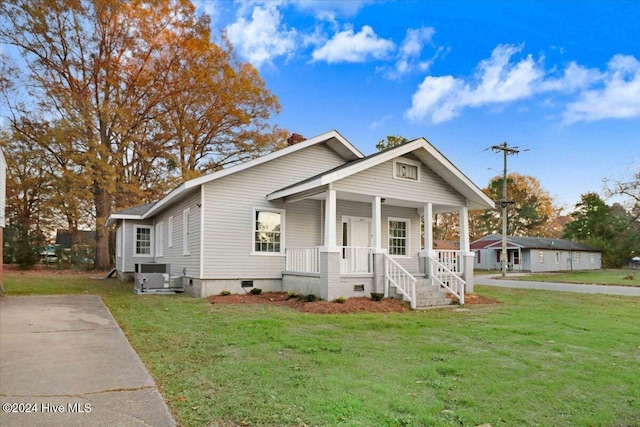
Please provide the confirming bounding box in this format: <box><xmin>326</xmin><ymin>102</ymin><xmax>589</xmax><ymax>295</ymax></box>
<box><xmin>515</xmin><ymin>269</ymin><xmax>640</xmax><ymax>287</ymax></box>
<box><xmin>3</xmin><ymin>271</ymin><xmax>640</xmax><ymax>426</ymax></box>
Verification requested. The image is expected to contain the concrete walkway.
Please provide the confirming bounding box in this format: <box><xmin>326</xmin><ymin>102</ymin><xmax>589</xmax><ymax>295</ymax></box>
<box><xmin>475</xmin><ymin>275</ymin><xmax>640</xmax><ymax>296</ymax></box>
<box><xmin>0</xmin><ymin>295</ymin><xmax>175</xmax><ymax>427</ymax></box>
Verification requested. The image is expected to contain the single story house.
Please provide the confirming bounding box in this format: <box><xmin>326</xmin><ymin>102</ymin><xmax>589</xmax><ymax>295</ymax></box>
<box><xmin>471</xmin><ymin>235</ymin><xmax>602</xmax><ymax>272</ymax></box>
<box><xmin>107</xmin><ymin>131</ymin><xmax>495</xmax><ymax>308</ymax></box>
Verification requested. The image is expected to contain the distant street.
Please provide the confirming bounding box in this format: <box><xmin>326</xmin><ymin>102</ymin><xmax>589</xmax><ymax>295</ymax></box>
<box><xmin>474</xmin><ymin>275</ymin><xmax>640</xmax><ymax>297</ymax></box>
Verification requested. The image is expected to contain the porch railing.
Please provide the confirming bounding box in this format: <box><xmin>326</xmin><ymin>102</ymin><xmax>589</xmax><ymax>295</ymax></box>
<box><xmin>285</xmin><ymin>247</ymin><xmax>320</xmax><ymax>274</ymax></box>
<box><xmin>384</xmin><ymin>253</ymin><xmax>417</xmax><ymax>309</ymax></box>
<box><xmin>341</xmin><ymin>246</ymin><xmax>375</xmax><ymax>274</ymax></box>
<box><xmin>435</xmin><ymin>250</ymin><xmax>465</xmax><ymax>275</ymax></box>
<box><xmin>428</xmin><ymin>255</ymin><xmax>465</xmax><ymax>305</ymax></box>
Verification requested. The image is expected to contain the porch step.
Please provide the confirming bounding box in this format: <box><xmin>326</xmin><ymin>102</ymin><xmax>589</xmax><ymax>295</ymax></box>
<box><xmin>388</xmin><ymin>280</ymin><xmax>454</xmax><ymax>309</ymax></box>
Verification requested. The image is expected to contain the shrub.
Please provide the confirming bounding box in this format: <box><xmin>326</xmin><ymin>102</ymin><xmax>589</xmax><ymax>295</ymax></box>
<box><xmin>302</xmin><ymin>294</ymin><xmax>317</xmax><ymax>302</ymax></box>
<box><xmin>250</xmin><ymin>288</ymin><xmax>262</xmax><ymax>295</ymax></box>
<box><xmin>287</xmin><ymin>291</ymin><xmax>298</xmax><ymax>299</ymax></box>
<box><xmin>220</xmin><ymin>290</ymin><xmax>231</xmax><ymax>296</ymax></box>
<box><xmin>333</xmin><ymin>296</ymin><xmax>346</xmax><ymax>304</ymax></box>
<box><xmin>371</xmin><ymin>292</ymin><xmax>384</xmax><ymax>301</ymax></box>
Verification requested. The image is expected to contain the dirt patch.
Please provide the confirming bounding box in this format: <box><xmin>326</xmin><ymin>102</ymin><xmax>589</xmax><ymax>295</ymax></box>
<box><xmin>208</xmin><ymin>291</ymin><xmax>499</xmax><ymax>314</ymax></box>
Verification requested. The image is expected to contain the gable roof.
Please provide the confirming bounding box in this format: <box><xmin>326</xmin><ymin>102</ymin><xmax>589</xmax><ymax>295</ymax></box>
<box><xmin>107</xmin><ymin>130</ymin><xmax>362</xmax><ymax>225</ymax></box>
<box><xmin>268</xmin><ymin>138</ymin><xmax>495</xmax><ymax>210</ymax></box>
<box><xmin>472</xmin><ymin>235</ymin><xmax>600</xmax><ymax>252</ymax></box>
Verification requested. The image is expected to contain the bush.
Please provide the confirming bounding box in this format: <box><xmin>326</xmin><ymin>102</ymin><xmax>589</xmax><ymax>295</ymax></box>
<box><xmin>250</xmin><ymin>288</ymin><xmax>262</xmax><ymax>295</ymax></box>
<box><xmin>371</xmin><ymin>292</ymin><xmax>384</xmax><ymax>301</ymax></box>
<box><xmin>302</xmin><ymin>294</ymin><xmax>317</xmax><ymax>302</ymax></box>
<box><xmin>333</xmin><ymin>296</ymin><xmax>346</xmax><ymax>304</ymax></box>
<box><xmin>287</xmin><ymin>291</ymin><xmax>298</xmax><ymax>299</ymax></box>
<box><xmin>220</xmin><ymin>290</ymin><xmax>231</xmax><ymax>296</ymax></box>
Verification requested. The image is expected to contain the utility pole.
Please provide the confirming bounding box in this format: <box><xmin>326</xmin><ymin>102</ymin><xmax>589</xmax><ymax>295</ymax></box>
<box><xmin>491</xmin><ymin>142</ymin><xmax>520</xmax><ymax>278</ymax></box>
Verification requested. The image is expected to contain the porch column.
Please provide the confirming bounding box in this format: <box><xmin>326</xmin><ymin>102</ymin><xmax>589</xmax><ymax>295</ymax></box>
<box><xmin>420</xmin><ymin>203</ymin><xmax>434</xmax><ymax>276</ymax></box>
<box><xmin>371</xmin><ymin>196</ymin><xmax>382</xmax><ymax>250</ymax></box>
<box><xmin>371</xmin><ymin>196</ymin><xmax>385</xmax><ymax>294</ymax></box>
<box><xmin>321</xmin><ymin>188</ymin><xmax>341</xmax><ymax>301</ymax></box>
<box><xmin>323</xmin><ymin>188</ymin><xmax>337</xmax><ymax>250</ymax></box>
<box><xmin>459</xmin><ymin>206</ymin><xmax>475</xmax><ymax>293</ymax></box>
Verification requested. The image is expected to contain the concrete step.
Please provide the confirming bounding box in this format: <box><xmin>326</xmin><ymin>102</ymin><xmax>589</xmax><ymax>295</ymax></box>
<box><xmin>415</xmin><ymin>297</ymin><xmax>454</xmax><ymax>309</ymax></box>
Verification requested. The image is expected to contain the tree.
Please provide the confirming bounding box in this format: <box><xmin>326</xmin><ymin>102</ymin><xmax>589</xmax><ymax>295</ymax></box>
<box><xmin>1</xmin><ymin>0</ymin><xmax>285</xmax><ymax>269</ymax></box>
<box><xmin>475</xmin><ymin>173</ymin><xmax>554</xmax><ymax>237</ymax></box>
<box><xmin>376</xmin><ymin>135</ymin><xmax>408</xmax><ymax>151</ymax></box>
<box><xmin>563</xmin><ymin>193</ymin><xmax>639</xmax><ymax>267</ymax></box>
<box><xmin>605</xmin><ymin>170</ymin><xmax>640</xmax><ymax>222</ymax></box>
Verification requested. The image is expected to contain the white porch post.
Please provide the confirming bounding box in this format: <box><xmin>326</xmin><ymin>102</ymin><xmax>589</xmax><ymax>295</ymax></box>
<box><xmin>324</xmin><ymin>188</ymin><xmax>337</xmax><ymax>249</ymax></box>
<box><xmin>371</xmin><ymin>196</ymin><xmax>385</xmax><ymax>294</ymax></box>
<box><xmin>420</xmin><ymin>203</ymin><xmax>434</xmax><ymax>276</ymax></box>
<box><xmin>371</xmin><ymin>196</ymin><xmax>382</xmax><ymax>250</ymax></box>
<box><xmin>459</xmin><ymin>206</ymin><xmax>475</xmax><ymax>293</ymax></box>
<box><xmin>459</xmin><ymin>206</ymin><xmax>470</xmax><ymax>253</ymax></box>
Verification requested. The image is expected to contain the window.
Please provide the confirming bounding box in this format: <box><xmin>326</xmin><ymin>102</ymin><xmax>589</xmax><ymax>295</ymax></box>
<box><xmin>393</xmin><ymin>158</ymin><xmax>420</xmax><ymax>181</ymax></box>
<box><xmin>155</xmin><ymin>222</ymin><xmax>164</xmax><ymax>257</ymax></box>
<box><xmin>539</xmin><ymin>251</ymin><xmax>544</xmax><ymax>263</ymax></box>
<box><xmin>555</xmin><ymin>251</ymin><xmax>560</xmax><ymax>264</ymax></box>
<box><xmin>476</xmin><ymin>250</ymin><xmax>481</xmax><ymax>264</ymax></box>
<box><xmin>576</xmin><ymin>252</ymin><xmax>581</xmax><ymax>264</ymax></box>
<box><xmin>388</xmin><ymin>218</ymin><xmax>409</xmax><ymax>256</ymax></box>
<box><xmin>590</xmin><ymin>253</ymin><xmax>595</xmax><ymax>264</ymax></box>
<box><xmin>168</xmin><ymin>216</ymin><xmax>174</xmax><ymax>248</ymax></box>
<box><xmin>253</xmin><ymin>209</ymin><xmax>284</xmax><ymax>254</ymax></box>
<box><xmin>134</xmin><ymin>225</ymin><xmax>152</xmax><ymax>256</ymax></box>
<box><xmin>183</xmin><ymin>208</ymin><xmax>191</xmax><ymax>255</ymax></box>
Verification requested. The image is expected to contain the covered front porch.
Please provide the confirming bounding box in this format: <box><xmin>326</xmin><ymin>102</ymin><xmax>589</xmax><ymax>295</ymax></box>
<box><xmin>276</xmin><ymin>188</ymin><xmax>474</xmax><ymax>308</ymax></box>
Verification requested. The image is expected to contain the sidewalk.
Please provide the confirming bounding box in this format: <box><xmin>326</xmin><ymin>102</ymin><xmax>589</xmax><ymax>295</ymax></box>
<box><xmin>474</xmin><ymin>275</ymin><xmax>640</xmax><ymax>296</ymax></box>
<box><xmin>0</xmin><ymin>295</ymin><xmax>175</xmax><ymax>426</ymax></box>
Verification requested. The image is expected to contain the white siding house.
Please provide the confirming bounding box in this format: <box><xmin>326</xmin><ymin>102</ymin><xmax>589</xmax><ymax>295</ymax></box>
<box><xmin>471</xmin><ymin>235</ymin><xmax>602</xmax><ymax>272</ymax></box>
<box><xmin>108</xmin><ymin>131</ymin><xmax>495</xmax><ymax>308</ymax></box>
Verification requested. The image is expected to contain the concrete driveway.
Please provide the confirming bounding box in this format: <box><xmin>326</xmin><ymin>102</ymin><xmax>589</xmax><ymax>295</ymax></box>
<box><xmin>475</xmin><ymin>275</ymin><xmax>640</xmax><ymax>296</ymax></box>
<box><xmin>0</xmin><ymin>295</ymin><xmax>175</xmax><ymax>427</ymax></box>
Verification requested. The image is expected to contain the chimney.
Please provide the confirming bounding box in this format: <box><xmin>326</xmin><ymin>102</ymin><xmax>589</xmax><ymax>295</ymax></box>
<box><xmin>287</xmin><ymin>133</ymin><xmax>306</xmax><ymax>146</ymax></box>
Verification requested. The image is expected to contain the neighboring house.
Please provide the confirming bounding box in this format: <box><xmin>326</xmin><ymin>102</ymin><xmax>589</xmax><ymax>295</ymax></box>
<box><xmin>0</xmin><ymin>148</ymin><xmax>5</xmax><ymax>291</ymax></box>
<box><xmin>107</xmin><ymin>131</ymin><xmax>495</xmax><ymax>308</ymax></box>
<box><xmin>471</xmin><ymin>235</ymin><xmax>602</xmax><ymax>272</ymax></box>
<box><xmin>55</xmin><ymin>229</ymin><xmax>96</xmax><ymax>249</ymax></box>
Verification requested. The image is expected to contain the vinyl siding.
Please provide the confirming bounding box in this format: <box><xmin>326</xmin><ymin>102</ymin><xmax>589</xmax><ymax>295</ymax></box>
<box><xmin>150</xmin><ymin>189</ymin><xmax>202</xmax><ymax>278</ymax></box>
<box><xmin>530</xmin><ymin>249</ymin><xmax>601</xmax><ymax>272</ymax></box>
<box><xmin>121</xmin><ymin>219</ymin><xmax>154</xmax><ymax>272</ymax></box>
<box><xmin>333</xmin><ymin>155</ymin><xmax>466</xmax><ymax>206</ymax></box>
<box><xmin>202</xmin><ymin>143</ymin><xmax>346</xmax><ymax>279</ymax></box>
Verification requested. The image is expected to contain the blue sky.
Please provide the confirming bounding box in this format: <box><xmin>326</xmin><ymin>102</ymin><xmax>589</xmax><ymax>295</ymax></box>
<box><xmin>196</xmin><ymin>0</ymin><xmax>640</xmax><ymax>212</ymax></box>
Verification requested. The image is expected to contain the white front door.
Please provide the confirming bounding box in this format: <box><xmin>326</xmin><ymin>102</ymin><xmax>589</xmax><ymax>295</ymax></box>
<box><xmin>342</xmin><ymin>217</ymin><xmax>372</xmax><ymax>273</ymax></box>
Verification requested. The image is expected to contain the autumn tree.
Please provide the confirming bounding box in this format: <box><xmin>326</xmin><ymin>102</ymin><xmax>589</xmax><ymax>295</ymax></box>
<box><xmin>1</xmin><ymin>0</ymin><xmax>285</xmax><ymax>269</ymax></box>
<box><xmin>474</xmin><ymin>173</ymin><xmax>555</xmax><ymax>237</ymax></box>
<box><xmin>605</xmin><ymin>170</ymin><xmax>640</xmax><ymax>222</ymax></box>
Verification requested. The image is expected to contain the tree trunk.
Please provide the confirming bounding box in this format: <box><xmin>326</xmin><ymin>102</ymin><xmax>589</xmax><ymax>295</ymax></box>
<box><xmin>94</xmin><ymin>185</ymin><xmax>111</xmax><ymax>270</ymax></box>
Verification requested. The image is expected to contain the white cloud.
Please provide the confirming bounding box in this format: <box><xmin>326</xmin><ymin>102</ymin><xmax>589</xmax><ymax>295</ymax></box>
<box><xmin>564</xmin><ymin>54</ymin><xmax>640</xmax><ymax>123</ymax></box>
<box><xmin>312</xmin><ymin>25</ymin><xmax>395</xmax><ymax>63</ymax></box>
<box><xmin>386</xmin><ymin>27</ymin><xmax>438</xmax><ymax>78</ymax></box>
<box><xmin>294</xmin><ymin>0</ymin><xmax>373</xmax><ymax>21</ymax></box>
<box><xmin>407</xmin><ymin>44</ymin><xmax>545</xmax><ymax>123</ymax></box>
<box><xmin>226</xmin><ymin>2</ymin><xmax>297</xmax><ymax>68</ymax></box>
<box><xmin>540</xmin><ymin>61</ymin><xmax>602</xmax><ymax>93</ymax></box>
<box><xmin>369</xmin><ymin>114</ymin><xmax>392</xmax><ymax>130</ymax></box>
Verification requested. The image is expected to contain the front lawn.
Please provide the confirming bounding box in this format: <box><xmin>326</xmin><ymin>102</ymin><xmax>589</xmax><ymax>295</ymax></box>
<box><xmin>514</xmin><ymin>269</ymin><xmax>640</xmax><ymax>287</ymax></box>
<box><xmin>3</xmin><ymin>270</ymin><xmax>640</xmax><ymax>426</ymax></box>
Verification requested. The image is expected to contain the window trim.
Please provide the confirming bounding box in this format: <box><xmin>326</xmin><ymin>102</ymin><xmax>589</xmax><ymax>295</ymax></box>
<box><xmin>393</xmin><ymin>158</ymin><xmax>421</xmax><ymax>182</ymax></box>
<box><xmin>183</xmin><ymin>208</ymin><xmax>191</xmax><ymax>256</ymax></box>
<box><xmin>155</xmin><ymin>222</ymin><xmax>164</xmax><ymax>257</ymax></box>
<box><xmin>133</xmin><ymin>225</ymin><xmax>153</xmax><ymax>257</ymax></box>
<box><xmin>387</xmin><ymin>217</ymin><xmax>410</xmax><ymax>258</ymax></box>
<box><xmin>168</xmin><ymin>216</ymin><xmax>174</xmax><ymax>248</ymax></box>
<box><xmin>555</xmin><ymin>251</ymin><xmax>560</xmax><ymax>264</ymax></box>
<box><xmin>116</xmin><ymin>226</ymin><xmax>122</xmax><ymax>257</ymax></box>
<box><xmin>251</xmin><ymin>207</ymin><xmax>286</xmax><ymax>256</ymax></box>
